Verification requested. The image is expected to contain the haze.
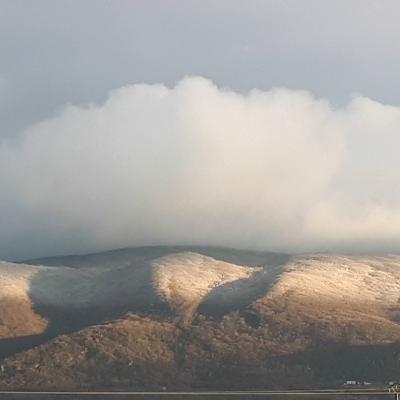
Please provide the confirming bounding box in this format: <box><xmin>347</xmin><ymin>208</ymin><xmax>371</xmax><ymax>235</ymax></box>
<box><xmin>1</xmin><ymin>0</ymin><xmax>400</xmax><ymax>260</ymax></box>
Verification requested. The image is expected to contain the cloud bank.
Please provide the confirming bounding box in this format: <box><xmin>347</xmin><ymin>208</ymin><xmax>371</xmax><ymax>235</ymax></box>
<box><xmin>1</xmin><ymin>77</ymin><xmax>400</xmax><ymax>259</ymax></box>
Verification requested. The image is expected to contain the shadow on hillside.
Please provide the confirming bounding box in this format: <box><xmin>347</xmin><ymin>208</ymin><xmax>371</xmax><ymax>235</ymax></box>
<box><xmin>25</xmin><ymin>246</ymin><xmax>291</xmax><ymax>334</ymax></box>
<box><xmin>198</xmin><ymin>264</ymin><xmax>285</xmax><ymax>321</ymax></box>
<box><xmin>4</xmin><ymin>336</ymin><xmax>400</xmax><ymax>389</ymax></box>
<box><xmin>0</xmin><ymin>260</ymin><xmax>169</xmax><ymax>360</ymax></box>
<box><xmin>1</xmin><ymin>247</ymin><xmax>291</xmax><ymax>360</ymax></box>
<box><xmin>187</xmin><ymin>341</ymin><xmax>400</xmax><ymax>390</ymax></box>
<box><xmin>0</xmin><ymin>332</ymin><xmax>58</xmax><ymax>361</ymax></box>
<box><xmin>277</xmin><ymin>341</ymin><xmax>400</xmax><ymax>384</ymax></box>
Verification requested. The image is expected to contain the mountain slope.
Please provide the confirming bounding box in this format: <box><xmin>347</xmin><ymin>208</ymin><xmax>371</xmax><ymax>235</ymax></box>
<box><xmin>1</xmin><ymin>247</ymin><xmax>400</xmax><ymax>389</ymax></box>
<box><xmin>0</xmin><ymin>262</ymin><xmax>47</xmax><ymax>339</ymax></box>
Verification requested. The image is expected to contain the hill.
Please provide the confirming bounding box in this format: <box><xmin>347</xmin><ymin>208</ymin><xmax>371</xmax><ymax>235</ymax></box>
<box><xmin>1</xmin><ymin>247</ymin><xmax>400</xmax><ymax>389</ymax></box>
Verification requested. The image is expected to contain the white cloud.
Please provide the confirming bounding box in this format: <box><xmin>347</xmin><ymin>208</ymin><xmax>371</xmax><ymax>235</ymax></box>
<box><xmin>1</xmin><ymin>77</ymin><xmax>400</xmax><ymax>259</ymax></box>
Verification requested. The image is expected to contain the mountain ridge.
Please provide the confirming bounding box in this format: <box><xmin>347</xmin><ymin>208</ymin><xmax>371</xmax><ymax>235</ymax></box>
<box><xmin>1</xmin><ymin>246</ymin><xmax>400</xmax><ymax>389</ymax></box>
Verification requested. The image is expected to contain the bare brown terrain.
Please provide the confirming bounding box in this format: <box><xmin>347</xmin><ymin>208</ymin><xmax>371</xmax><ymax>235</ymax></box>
<box><xmin>1</xmin><ymin>247</ymin><xmax>400</xmax><ymax>390</ymax></box>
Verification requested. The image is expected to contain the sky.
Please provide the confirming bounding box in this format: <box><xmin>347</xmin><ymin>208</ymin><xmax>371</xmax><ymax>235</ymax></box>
<box><xmin>1</xmin><ymin>0</ymin><xmax>400</xmax><ymax>260</ymax></box>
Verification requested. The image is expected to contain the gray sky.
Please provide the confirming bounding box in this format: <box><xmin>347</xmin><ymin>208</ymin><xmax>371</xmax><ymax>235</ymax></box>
<box><xmin>1</xmin><ymin>0</ymin><xmax>400</xmax><ymax>260</ymax></box>
<box><xmin>1</xmin><ymin>0</ymin><xmax>400</xmax><ymax>137</ymax></box>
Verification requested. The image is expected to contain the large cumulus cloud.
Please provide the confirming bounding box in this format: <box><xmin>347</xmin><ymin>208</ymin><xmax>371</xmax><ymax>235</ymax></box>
<box><xmin>1</xmin><ymin>77</ymin><xmax>400</xmax><ymax>259</ymax></box>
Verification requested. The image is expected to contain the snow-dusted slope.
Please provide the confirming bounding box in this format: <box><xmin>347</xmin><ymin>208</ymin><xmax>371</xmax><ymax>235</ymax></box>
<box><xmin>1</xmin><ymin>261</ymin><xmax>112</xmax><ymax>308</ymax></box>
<box><xmin>0</xmin><ymin>261</ymin><xmax>41</xmax><ymax>299</ymax></box>
<box><xmin>153</xmin><ymin>252</ymin><xmax>261</xmax><ymax>324</ymax></box>
<box><xmin>1</xmin><ymin>249</ymin><xmax>277</xmax><ymax>334</ymax></box>
<box><xmin>268</xmin><ymin>254</ymin><xmax>400</xmax><ymax>305</ymax></box>
<box><xmin>0</xmin><ymin>262</ymin><xmax>47</xmax><ymax>337</ymax></box>
<box><xmin>252</xmin><ymin>254</ymin><xmax>400</xmax><ymax>346</ymax></box>
<box><xmin>3</xmin><ymin>248</ymin><xmax>400</xmax><ymax>390</ymax></box>
<box><xmin>2</xmin><ymin>247</ymin><xmax>400</xmax><ymax>342</ymax></box>
<box><xmin>1</xmin><ymin>251</ymin><xmax>268</xmax><ymax>328</ymax></box>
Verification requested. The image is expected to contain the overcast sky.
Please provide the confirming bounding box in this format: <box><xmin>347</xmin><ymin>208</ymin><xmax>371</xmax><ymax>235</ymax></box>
<box><xmin>1</xmin><ymin>0</ymin><xmax>400</xmax><ymax>260</ymax></box>
<box><xmin>2</xmin><ymin>0</ymin><xmax>400</xmax><ymax>137</ymax></box>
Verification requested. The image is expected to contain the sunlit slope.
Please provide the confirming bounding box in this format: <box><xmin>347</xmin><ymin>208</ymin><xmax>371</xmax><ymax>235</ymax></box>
<box><xmin>2</xmin><ymin>248</ymin><xmax>400</xmax><ymax>389</ymax></box>
<box><xmin>0</xmin><ymin>262</ymin><xmax>47</xmax><ymax>338</ymax></box>
<box><xmin>2</xmin><ymin>249</ymin><xmax>400</xmax><ymax>341</ymax></box>
<box><xmin>0</xmin><ymin>247</ymin><xmax>285</xmax><ymax>334</ymax></box>
<box><xmin>253</xmin><ymin>254</ymin><xmax>400</xmax><ymax>345</ymax></box>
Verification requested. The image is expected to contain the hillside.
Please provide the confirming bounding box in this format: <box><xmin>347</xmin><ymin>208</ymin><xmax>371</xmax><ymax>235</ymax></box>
<box><xmin>1</xmin><ymin>247</ymin><xmax>400</xmax><ymax>389</ymax></box>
